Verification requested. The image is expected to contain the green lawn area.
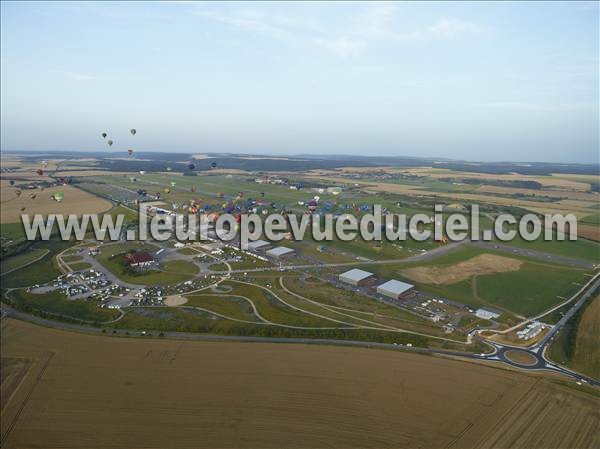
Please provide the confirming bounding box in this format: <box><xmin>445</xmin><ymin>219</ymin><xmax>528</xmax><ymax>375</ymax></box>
<box><xmin>504</xmin><ymin>228</ymin><xmax>600</xmax><ymax>262</ymax></box>
<box><xmin>0</xmin><ymin>222</ymin><xmax>27</xmax><ymax>240</ymax></box>
<box><xmin>96</xmin><ymin>242</ymin><xmax>195</xmax><ymax>285</ymax></box>
<box><xmin>185</xmin><ymin>294</ymin><xmax>261</xmax><ymax>321</ymax></box>
<box><xmin>7</xmin><ymin>289</ymin><xmax>118</xmax><ymax>323</ymax></box>
<box><xmin>1</xmin><ymin>248</ymin><xmax>49</xmax><ymax>275</ymax></box>
<box><xmin>177</xmin><ymin>247</ymin><xmax>198</xmax><ymax>256</ymax></box>
<box><xmin>160</xmin><ymin>260</ymin><xmax>199</xmax><ymax>275</ymax></box>
<box><xmin>208</xmin><ymin>263</ymin><xmax>228</xmax><ymax>271</ymax></box>
<box><xmin>69</xmin><ymin>262</ymin><xmax>93</xmax><ymax>271</ymax></box>
<box><xmin>62</xmin><ymin>254</ymin><xmax>84</xmax><ymax>263</ymax></box>
<box><xmin>0</xmin><ymin>240</ymin><xmax>72</xmax><ymax>288</ymax></box>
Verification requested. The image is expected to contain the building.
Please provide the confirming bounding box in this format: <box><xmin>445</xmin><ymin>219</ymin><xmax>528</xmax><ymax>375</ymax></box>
<box><xmin>339</xmin><ymin>269</ymin><xmax>376</xmax><ymax>286</ymax></box>
<box><xmin>377</xmin><ymin>279</ymin><xmax>415</xmax><ymax>299</ymax></box>
<box><xmin>266</xmin><ymin>246</ymin><xmax>295</xmax><ymax>259</ymax></box>
<box><xmin>125</xmin><ymin>252</ymin><xmax>155</xmax><ymax>268</ymax></box>
<box><xmin>247</xmin><ymin>239</ymin><xmax>272</xmax><ymax>252</ymax></box>
<box><xmin>475</xmin><ymin>308</ymin><xmax>501</xmax><ymax>320</ymax></box>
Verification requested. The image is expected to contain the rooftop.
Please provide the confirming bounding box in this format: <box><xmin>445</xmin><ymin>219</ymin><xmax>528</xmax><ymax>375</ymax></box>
<box><xmin>377</xmin><ymin>279</ymin><xmax>414</xmax><ymax>295</ymax></box>
<box><xmin>339</xmin><ymin>269</ymin><xmax>374</xmax><ymax>282</ymax></box>
<box><xmin>247</xmin><ymin>239</ymin><xmax>271</xmax><ymax>250</ymax></box>
<box><xmin>125</xmin><ymin>252</ymin><xmax>154</xmax><ymax>264</ymax></box>
<box><xmin>266</xmin><ymin>246</ymin><xmax>295</xmax><ymax>257</ymax></box>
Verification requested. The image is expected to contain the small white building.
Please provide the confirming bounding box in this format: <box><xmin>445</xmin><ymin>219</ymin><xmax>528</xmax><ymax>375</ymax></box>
<box><xmin>377</xmin><ymin>280</ymin><xmax>415</xmax><ymax>299</ymax></box>
<box><xmin>475</xmin><ymin>308</ymin><xmax>501</xmax><ymax>320</ymax></box>
<box><xmin>266</xmin><ymin>246</ymin><xmax>295</xmax><ymax>259</ymax></box>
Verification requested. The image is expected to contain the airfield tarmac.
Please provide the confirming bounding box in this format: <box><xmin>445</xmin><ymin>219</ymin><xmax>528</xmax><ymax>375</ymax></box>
<box><xmin>2</xmin><ymin>319</ymin><xmax>599</xmax><ymax>449</ymax></box>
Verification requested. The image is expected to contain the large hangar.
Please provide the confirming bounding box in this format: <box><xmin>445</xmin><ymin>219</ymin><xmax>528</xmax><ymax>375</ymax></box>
<box><xmin>339</xmin><ymin>269</ymin><xmax>376</xmax><ymax>286</ymax></box>
<box><xmin>377</xmin><ymin>280</ymin><xmax>415</xmax><ymax>299</ymax></box>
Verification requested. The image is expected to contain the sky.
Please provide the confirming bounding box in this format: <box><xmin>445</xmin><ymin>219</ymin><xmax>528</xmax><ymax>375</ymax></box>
<box><xmin>1</xmin><ymin>1</ymin><xmax>598</xmax><ymax>164</ymax></box>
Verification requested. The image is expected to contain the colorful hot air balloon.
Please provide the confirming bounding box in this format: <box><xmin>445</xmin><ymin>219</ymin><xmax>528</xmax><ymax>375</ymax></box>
<box><xmin>107</xmin><ymin>140</ymin><xmax>113</xmax><ymax>146</ymax></box>
<box><xmin>170</xmin><ymin>181</ymin><xmax>176</xmax><ymax>187</ymax></box>
<box><xmin>53</xmin><ymin>192</ymin><xmax>64</xmax><ymax>203</ymax></box>
<box><xmin>164</xmin><ymin>188</ymin><xmax>171</xmax><ymax>194</ymax></box>
<box><xmin>101</xmin><ymin>132</ymin><xmax>107</xmax><ymax>139</ymax></box>
<box><xmin>36</xmin><ymin>169</ymin><xmax>44</xmax><ymax>176</ymax></box>
<box><xmin>128</xmin><ymin>149</ymin><xmax>133</xmax><ymax>157</ymax></box>
<box><xmin>130</xmin><ymin>128</ymin><xmax>136</xmax><ymax>136</ymax></box>
<box><xmin>210</xmin><ymin>162</ymin><xmax>217</xmax><ymax>168</ymax></box>
<box><xmin>188</xmin><ymin>163</ymin><xmax>195</xmax><ymax>170</ymax></box>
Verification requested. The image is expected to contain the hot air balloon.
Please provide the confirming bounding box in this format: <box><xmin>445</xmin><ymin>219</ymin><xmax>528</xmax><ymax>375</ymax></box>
<box><xmin>53</xmin><ymin>192</ymin><xmax>64</xmax><ymax>203</ymax></box>
<box><xmin>139</xmin><ymin>170</ymin><xmax>146</xmax><ymax>175</ymax></box>
<box><xmin>128</xmin><ymin>149</ymin><xmax>134</xmax><ymax>157</ymax></box>
<box><xmin>130</xmin><ymin>128</ymin><xmax>136</xmax><ymax>136</ymax></box>
<box><xmin>9</xmin><ymin>180</ymin><xmax>15</xmax><ymax>186</ymax></box>
<box><xmin>130</xmin><ymin>177</ymin><xmax>136</xmax><ymax>183</ymax></box>
<box><xmin>30</xmin><ymin>193</ymin><xmax>37</xmax><ymax>199</ymax></box>
<box><xmin>164</xmin><ymin>188</ymin><xmax>170</xmax><ymax>194</ymax></box>
<box><xmin>101</xmin><ymin>132</ymin><xmax>107</xmax><ymax>139</ymax></box>
<box><xmin>308</xmin><ymin>200</ymin><xmax>318</xmax><ymax>213</ymax></box>
<box><xmin>166</xmin><ymin>167</ymin><xmax>172</xmax><ymax>171</ymax></box>
<box><xmin>36</xmin><ymin>169</ymin><xmax>44</xmax><ymax>176</ymax></box>
<box><xmin>20</xmin><ymin>207</ymin><xmax>26</xmax><ymax>212</ymax></box>
<box><xmin>14</xmin><ymin>189</ymin><xmax>21</xmax><ymax>197</ymax></box>
<box><xmin>188</xmin><ymin>163</ymin><xmax>195</xmax><ymax>170</ymax></box>
<box><xmin>210</xmin><ymin>162</ymin><xmax>217</xmax><ymax>169</ymax></box>
<box><xmin>170</xmin><ymin>181</ymin><xmax>176</xmax><ymax>187</ymax></box>
<box><xmin>41</xmin><ymin>160</ymin><xmax>48</xmax><ymax>167</ymax></box>
<box><xmin>107</xmin><ymin>140</ymin><xmax>113</xmax><ymax>146</ymax></box>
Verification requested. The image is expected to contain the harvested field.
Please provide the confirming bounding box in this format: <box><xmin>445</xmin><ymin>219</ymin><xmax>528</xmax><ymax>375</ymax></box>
<box><xmin>0</xmin><ymin>182</ymin><xmax>112</xmax><ymax>223</ymax></box>
<box><xmin>2</xmin><ymin>319</ymin><xmax>599</xmax><ymax>449</ymax></box>
<box><xmin>401</xmin><ymin>254</ymin><xmax>522</xmax><ymax>285</ymax></box>
<box><xmin>164</xmin><ymin>295</ymin><xmax>188</xmax><ymax>307</ymax></box>
<box><xmin>577</xmin><ymin>224</ymin><xmax>600</xmax><ymax>242</ymax></box>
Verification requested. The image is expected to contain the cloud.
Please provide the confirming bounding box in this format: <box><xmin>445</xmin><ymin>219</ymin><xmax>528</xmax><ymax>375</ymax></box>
<box><xmin>313</xmin><ymin>37</ymin><xmax>366</xmax><ymax>59</ymax></box>
<box><xmin>427</xmin><ymin>19</ymin><xmax>486</xmax><ymax>38</ymax></box>
<box><xmin>49</xmin><ymin>70</ymin><xmax>97</xmax><ymax>81</ymax></box>
<box><xmin>190</xmin><ymin>4</ymin><xmax>488</xmax><ymax>59</ymax></box>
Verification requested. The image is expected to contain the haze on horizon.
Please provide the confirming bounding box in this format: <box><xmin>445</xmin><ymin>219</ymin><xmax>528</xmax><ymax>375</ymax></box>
<box><xmin>1</xmin><ymin>1</ymin><xmax>598</xmax><ymax>164</ymax></box>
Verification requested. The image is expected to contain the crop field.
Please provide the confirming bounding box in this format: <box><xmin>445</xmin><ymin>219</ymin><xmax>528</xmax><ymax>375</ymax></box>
<box><xmin>2</xmin><ymin>319</ymin><xmax>599</xmax><ymax>449</ymax></box>
<box><xmin>0</xmin><ymin>181</ymin><xmax>112</xmax><ymax>224</ymax></box>
<box><xmin>401</xmin><ymin>254</ymin><xmax>523</xmax><ymax>285</ymax></box>
<box><xmin>549</xmin><ymin>295</ymin><xmax>600</xmax><ymax>379</ymax></box>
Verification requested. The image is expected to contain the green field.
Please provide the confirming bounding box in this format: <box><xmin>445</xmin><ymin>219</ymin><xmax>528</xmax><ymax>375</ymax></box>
<box><xmin>185</xmin><ymin>294</ymin><xmax>261</xmax><ymax>321</ymax></box>
<box><xmin>6</xmin><ymin>289</ymin><xmax>118</xmax><ymax>323</ymax></box>
<box><xmin>160</xmin><ymin>259</ymin><xmax>199</xmax><ymax>275</ymax></box>
<box><xmin>0</xmin><ymin>248</ymin><xmax>49</xmax><ymax>275</ymax></box>
<box><xmin>548</xmin><ymin>295</ymin><xmax>600</xmax><ymax>379</ymax></box>
<box><xmin>0</xmin><ymin>240</ymin><xmax>71</xmax><ymax>288</ymax></box>
<box><xmin>95</xmin><ymin>242</ymin><xmax>195</xmax><ymax>285</ymax></box>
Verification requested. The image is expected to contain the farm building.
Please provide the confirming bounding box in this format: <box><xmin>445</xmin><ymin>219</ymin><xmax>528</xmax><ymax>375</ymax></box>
<box><xmin>339</xmin><ymin>269</ymin><xmax>376</xmax><ymax>286</ymax></box>
<box><xmin>377</xmin><ymin>280</ymin><xmax>415</xmax><ymax>299</ymax></box>
<box><xmin>247</xmin><ymin>239</ymin><xmax>272</xmax><ymax>252</ymax></box>
<box><xmin>475</xmin><ymin>308</ymin><xmax>501</xmax><ymax>320</ymax></box>
<box><xmin>266</xmin><ymin>246</ymin><xmax>295</xmax><ymax>259</ymax></box>
<box><xmin>125</xmin><ymin>252</ymin><xmax>155</xmax><ymax>268</ymax></box>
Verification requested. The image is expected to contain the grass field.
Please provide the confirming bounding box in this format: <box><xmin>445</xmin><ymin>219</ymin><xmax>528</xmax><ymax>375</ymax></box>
<box><xmin>95</xmin><ymin>242</ymin><xmax>196</xmax><ymax>285</ymax></box>
<box><xmin>160</xmin><ymin>259</ymin><xmax>199</xmax><ymax>275</ymax></box>
<box><xmin>2</xmin><ymin>319</ymin><xmax>599</xmax><ymax>449</ymax></box>
<box><xmin>5</xmin><ymin>289</ymin><xmax>118</xmax><ymax>323</ymax></box>
<box><xmin>0</xmin><ymin>240</ymin><xmax>72</xmax><ymax>288</ymax></box>
<box><xmin>549</xmin><ymin>295</ymin><xmax>600</xmax><ymax>379</ymax></box>
<box><xmin>0</xmin><ymin>248</ymin><xmax>49</xmax><ymax>275</ymax></box>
